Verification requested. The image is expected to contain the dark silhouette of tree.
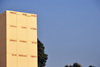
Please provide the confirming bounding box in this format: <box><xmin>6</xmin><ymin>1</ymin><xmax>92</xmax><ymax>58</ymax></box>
<box><xmin>73</xmin><ymin>63</ymin><xmax>82</xmax><ymax>67</ymax></box>
<box><xmin>89</xmin><ymin>65</ymin><xmax>95</xmax><ymax>67</ymax></box>
<box><xmin>38</xmin><ymin>39</ymin><xmax>48</xmax><ymax>67</ymax></box>
<box><xmin>69</xmin><ymin>65</ymin><xmax>73</xmax><ymax>67</ymax></box>
<box><xmin>65</xmin><ymin>63</ymin><xmax>95</xmax><ymax>67</ymax></box>
<box><xmin>65</xmin><ymin>62</ymin><xmax>82</xmax><ymax>67</ymax></box>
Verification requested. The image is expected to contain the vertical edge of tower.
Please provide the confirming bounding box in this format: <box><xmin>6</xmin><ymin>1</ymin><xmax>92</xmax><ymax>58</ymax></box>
<box><xmin>36</xmin><ymin>14</ymin><xmax>38</xmax><ymax>67</ymax></box>
<box><xmin>0</xmin><ymin>11</ymin><xmax>7</xmax><ymax>67</ymax></box>
<box><xmin>33</xmin><ymin>13</ymin><xmax>38</xmax><ymax>67</ymax></box>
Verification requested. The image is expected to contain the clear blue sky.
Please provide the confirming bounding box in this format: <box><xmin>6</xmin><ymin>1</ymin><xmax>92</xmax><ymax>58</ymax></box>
<box><xmin>0</xmin><ymin>0</ymin><xmax>100</xmax><ymax>67</ymax></box>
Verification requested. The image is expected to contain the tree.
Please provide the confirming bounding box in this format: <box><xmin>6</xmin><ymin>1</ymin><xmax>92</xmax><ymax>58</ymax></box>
<box><xmin>38</xmin><ymin>39</ymin><xmax>48</xmax><ymax>67</ymax></box>
<box><xmin>65</xmin><ymin>63</ymin><xmax>95</xmax><ymax>67</ymax></box>
<box><xmin>73</xmin><ymin>63</ymin><xmax>82</xmax><ymax>67</ymax></box>
<box><xmin>69</xmin><ymin>65</ymin><xmax>73</xmax><ymax>67</ymax></box>
<box><xmin>65</xmin><ymin>62</ymin><xmax>82</xmax><ymax>67</ymax></box>
<box><xmin>89</xmin><ymin>65</ymin><xmax>95</xmax><ymax>67</ymax></box>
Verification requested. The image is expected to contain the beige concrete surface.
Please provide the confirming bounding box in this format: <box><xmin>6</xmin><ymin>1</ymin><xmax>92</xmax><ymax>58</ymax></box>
<box><xmin>0</xmin><ymin>10</ymin><xmax>38</xmax><ymax>67</ymax></box>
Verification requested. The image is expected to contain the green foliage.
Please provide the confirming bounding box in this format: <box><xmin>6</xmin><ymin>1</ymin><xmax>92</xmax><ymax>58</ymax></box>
<box><xmin>38</xmin><ymin>39</ymin><xmax>48</xmax><ymax>67</ymax></box>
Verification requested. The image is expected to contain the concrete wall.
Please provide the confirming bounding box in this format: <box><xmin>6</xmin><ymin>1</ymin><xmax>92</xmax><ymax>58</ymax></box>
<box><xmin>0</xmin><ymin>11</ymin><xmax>6</xmax><ymax>67</ymax></box>
<box><xmin>0</xmin><ymin>10</ymin><xmax>38</xmax><ymax>67</ymax></box>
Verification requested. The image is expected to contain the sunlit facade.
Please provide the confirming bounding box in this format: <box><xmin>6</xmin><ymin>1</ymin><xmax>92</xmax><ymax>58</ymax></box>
<box><xmin>0</xmin><ymin>10</ymin><xmax>38</xmax><ymax>67</ymax></box>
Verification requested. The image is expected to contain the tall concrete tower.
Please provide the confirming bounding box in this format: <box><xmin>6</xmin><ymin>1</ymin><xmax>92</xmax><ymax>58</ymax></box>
<box><xmin>0</xmin><ymin>10</ymin><xmax>38</xmax><ymax>67</ymax></box>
